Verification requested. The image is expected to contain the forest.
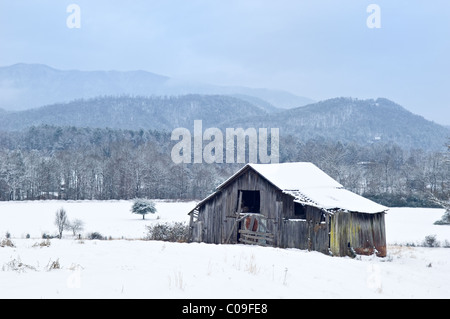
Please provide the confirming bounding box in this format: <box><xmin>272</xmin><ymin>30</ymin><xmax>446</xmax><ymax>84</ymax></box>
<box><xmin>0</xmin><ymin>125</ymin><xmax>448</xmax><ymax>207</ymax></box>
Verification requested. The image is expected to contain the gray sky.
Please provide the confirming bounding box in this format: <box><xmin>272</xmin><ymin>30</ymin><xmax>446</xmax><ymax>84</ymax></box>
<box><xmin>1</xmin><ymin>0</ymin><xmax>449</xmax><ymax>125</ymax></box>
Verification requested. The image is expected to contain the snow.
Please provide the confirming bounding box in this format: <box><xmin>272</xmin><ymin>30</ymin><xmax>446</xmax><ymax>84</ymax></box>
<box><xmin>250</xmin><ymin>162</ymin><xmax>343</xmax><ymax>189</ymax></box>
<box><xmin>250</xmin><ymin>162</ymin><xmax>387</xmax><ymax>214</ymax></box>
<box><xmin>288</xmin><ymin>187</ymin><xmax>388</xmax><ymax>214</ymax></box>
<box><xmin>385</xmin><ymin>207</ymin><xmax>450</xmax><ymax>245</ymax></box>
<box><xmin>0</xmin><ymin>200</ymin><xmax>195</xmax><ymax>239</ymax></box>
<box><xmin>0</xmin><ymin>200</ymin><xmax>449</xmax><ymax>299</ymax></box>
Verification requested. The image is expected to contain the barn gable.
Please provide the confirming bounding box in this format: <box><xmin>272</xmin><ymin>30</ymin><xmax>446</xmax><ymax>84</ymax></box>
<box><xmin>188</xmin><ymin>162</ymin><xmax>388</xmax><ymax>257</ymax></box>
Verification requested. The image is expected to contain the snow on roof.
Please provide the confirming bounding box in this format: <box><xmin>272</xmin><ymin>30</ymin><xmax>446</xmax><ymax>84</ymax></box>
<box><xmin>218</xmin><ymin>162</ymin><xmax>387</xmax><ymax>214</ymax></box>
<box><xmin>286</xmin><ymin>188</ymin><xmax>387</xmax><ymax>214</ymax></box>
<box><xmin>249</xmin><ymin>162</ymin><xmax>343</xmax><ymax>190</ymax></box>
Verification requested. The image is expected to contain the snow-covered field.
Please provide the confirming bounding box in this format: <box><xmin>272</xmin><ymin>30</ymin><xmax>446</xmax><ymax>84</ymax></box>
<box><xmin>0</xmin><ymin>200</ymin><xmax>449</xmax><ymax>299</ymax></box>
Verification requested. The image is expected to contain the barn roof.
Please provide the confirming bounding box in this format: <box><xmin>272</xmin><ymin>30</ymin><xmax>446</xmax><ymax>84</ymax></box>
<box><xmin>221</xmin><ymin>162</ymin><xmax>342</xmax><ymax>190</ymax></box>
<box><xmin>216</xmin><ymin>162</ymin><xmax>388</xmax><ymax>214</ymax></box>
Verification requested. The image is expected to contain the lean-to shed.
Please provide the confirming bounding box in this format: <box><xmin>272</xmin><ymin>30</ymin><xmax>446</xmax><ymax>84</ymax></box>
<box><xmin>188</xmin><ymin>162</ymin><xmax>388</xmax><ymax>257</ymax></box>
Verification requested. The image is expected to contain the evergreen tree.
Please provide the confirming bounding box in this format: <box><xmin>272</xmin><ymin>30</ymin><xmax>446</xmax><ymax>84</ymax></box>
<box><xmin>131</xmin><ymin>199</ymin><xmax>157</xmax><ymax>220</ymax></box>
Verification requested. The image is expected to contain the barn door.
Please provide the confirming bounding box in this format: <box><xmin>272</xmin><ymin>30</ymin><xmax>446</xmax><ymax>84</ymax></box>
<box><xmin>238</xmin><ymin>214</ymin><xmax>274</xmax><ymax>246</ymax></box>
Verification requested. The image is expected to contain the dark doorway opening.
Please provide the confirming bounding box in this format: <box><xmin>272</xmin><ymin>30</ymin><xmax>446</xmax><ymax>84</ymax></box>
<box><xmin>237</xmin><ymin>190</ymin><xmax>261</xmax><ymax>214</ymax></box>
<box><xmin>294</xmin><ymin>202</ymin><xmax>307</xmax><ymax>219</ymax></box>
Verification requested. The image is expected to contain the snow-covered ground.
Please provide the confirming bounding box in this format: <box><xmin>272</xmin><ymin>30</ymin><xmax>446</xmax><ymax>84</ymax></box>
<box><xmin>0</xmin><ymin>200</ymin><xmax>449</xmax><ymax>299</ymax></box>
<box><xmin>0</xmin><ymin>199</ymin><xmax>194</xmax><ymax>240</ymax></box>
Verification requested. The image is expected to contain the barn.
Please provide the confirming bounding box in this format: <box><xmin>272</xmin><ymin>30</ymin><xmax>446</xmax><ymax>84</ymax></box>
<box><xmin>188</xmin><ymin>162</ymin><xmax>387</xmax><ymax>257</ymax></box>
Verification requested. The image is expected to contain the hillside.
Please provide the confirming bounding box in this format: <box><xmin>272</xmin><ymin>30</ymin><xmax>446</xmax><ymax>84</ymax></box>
<box><xmin>0</xmin><ymin>95</ymin><xmax>266</xmax><ymax>132</ymax></box>
<box><xmin>0</xmin><ymin>95</ymin><xmax>448</xmax><ymax>151</ymax></box>
<box><xmin>0</xmin><ymin>63</ymin><xmax>312</xmax><ymax>111</ymax></box>
<box><xmin>0</xmin><ymin>63</ymin><xmax>169</xmax><ymax>110</ymax></box>
<box><xmin>221</xmin><ymin>97</ymin><xmax>450</xmax><ymax>151</ymax></box>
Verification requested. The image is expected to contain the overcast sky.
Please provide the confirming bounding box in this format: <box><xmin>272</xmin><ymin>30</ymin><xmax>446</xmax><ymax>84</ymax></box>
<box><xmin>1</xmin><ymin>0</ymin><xmax>449</xmax><ymax>125</ymax></box>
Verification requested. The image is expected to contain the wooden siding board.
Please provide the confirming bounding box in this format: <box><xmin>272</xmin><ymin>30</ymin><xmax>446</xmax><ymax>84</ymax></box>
<box><xmin>330</xmin><ymin>212</ymin><xmax>387</xmax><ymax>257</ymax></box>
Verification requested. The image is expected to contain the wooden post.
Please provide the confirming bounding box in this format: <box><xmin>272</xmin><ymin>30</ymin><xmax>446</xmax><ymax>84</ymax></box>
<box><xmin>237</xmin><ymin>191</ymin><xmax>243</xmax><ymax>214</ymax></box>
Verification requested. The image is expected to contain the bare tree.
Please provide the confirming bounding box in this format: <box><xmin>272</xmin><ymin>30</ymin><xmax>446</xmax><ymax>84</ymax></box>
<box><xmin>54</xmin><ymin>208</ymin><xmax>68</xmax><ymax>239</ymax></box>
<box><xmin>67</xmin><ymin>218</ymin><xmax>85</xmax><ymax>236</ymax></box>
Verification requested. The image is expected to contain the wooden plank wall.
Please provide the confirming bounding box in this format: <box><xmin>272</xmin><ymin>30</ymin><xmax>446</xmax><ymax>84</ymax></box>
<box><xmin>280</xmin><ymin>206</ymin><xmax>329</xmax><ymax>254</ymax></box>
<box><xmin>281</xmin><ymin>220</ymin><xmax>309</xmax><ymax>249</ymax></box>
<box><xmin>330</xmin><ymin>212</ymin><xmax>386</xmax><ymax>257</ymax></box>
<box><xmin>196</xmin><ymin>168</ymin><xmax>288</xmax><ymax>245</ymax></box>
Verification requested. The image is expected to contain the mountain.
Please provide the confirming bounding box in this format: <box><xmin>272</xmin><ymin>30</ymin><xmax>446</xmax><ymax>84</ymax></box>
<box><xmin>0</xmin><ymin>63</ymin><xmax>312</xmax><ymax>111</ymax></box>
<box><xmin>0</xmin><ymin>95</ymin><xmax>266</xmax><ymax>132</ymax></box>
<box><xmin>0</xmin><ymin>95</ymin><xmax>448</xmax><ymax>151</ymax></box>
<box><xmin>219</xmin><ymin>97</ymin><xmax>450</xmax><ymax>151</ymax></box>
<box><xmin>0</xmin><ymin>63</ymin><xmax>169</xmax><ymax>111</ymax></box>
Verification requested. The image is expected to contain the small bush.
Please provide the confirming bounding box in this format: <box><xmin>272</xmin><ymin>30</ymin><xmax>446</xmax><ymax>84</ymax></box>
<box><xmin>0</xmin><ymin>238</ymin><xmax>15</xmax><ymax>248</ymax></box>
<box><xmin>33</xmin><ymin>239</ymin><xmax>51</xmax><ymax>248</ymax></box>
<box><xmin>42</xmin><ymin>233</ymin><xmax>58</xmax><ymax>239</ymax></box>
<box><xmin>422</xmin><ymin>235</ymin><xmax>440</xmax><ymax>247</ymax></box>
<box><xmin>46</xmin><ymin>259</ymin><xmax>61</xmax><ymax>271</ymax></box>
<box><xmin>88</xmin><ymin>232</ymin><xmax>104</xmax><ymax>240</ymax></box>
<box><xmin>434</xmin><ymin>210</ymin><xmax>450</xmax><ymax>225</ymax></box>
<box><xmin>146</xmin><ymin>222</ymin><xmax>189</xmax><ymax>242</ymax></box>
<box><xmin>2</xmin><ymin>257</ymin><xmax>36</xmax><ymax>272</ymax></box>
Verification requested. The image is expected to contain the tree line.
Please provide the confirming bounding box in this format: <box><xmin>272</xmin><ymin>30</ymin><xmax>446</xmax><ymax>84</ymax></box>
<box><xmin>282</xmin><ymin>136</ymin><xmax>449</xmax><ymax>206</ymax></box>
<box><xmin>0</xmin><ymin>125</ymin><xmax>448</xmax><ymax>206</ymax></box>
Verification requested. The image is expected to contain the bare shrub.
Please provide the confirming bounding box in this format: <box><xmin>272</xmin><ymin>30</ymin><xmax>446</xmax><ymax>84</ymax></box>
<box><xmin>46</xmin><ymin>259</ymin><xmax>61</xmax><ymax>271</ymax></box>
<box><xmin>146</xmin><ymin>222</ymin><xmax>189</xmax><ymax>242</ymax></box>
<box><xmin>0</xmin><ymin>238</ymin><xmax>15</xmax><ymax>248</ymax></box>
<box><xmin>2</xmin><ymin>257</ymin><xmax>36</xmax><ymax>272</ymax></box>
<box><xmin>32</xmin><ymin>239</ymin><xmax>51</xmax><ymax>248</ymax></box>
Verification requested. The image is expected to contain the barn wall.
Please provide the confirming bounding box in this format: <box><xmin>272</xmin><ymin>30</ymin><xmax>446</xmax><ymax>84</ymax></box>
<box><xmin>281</xmin><ymin>220</ymin><xmax>309</xmax><ymax>249</ymax></box>
<box><xmin>195</xmin><ymin>168</ymin><xmax>295</xmax><ymax>246</ymax></box>
<box><xmin>194</xmin><ymin>168</ymin><xmax>331</xmax><ymax>253</ymax></box>
<box><xmin>329</xmin><ymin>212</ymin><xmax>386</xmax><ymax>257</ymax></box>
<box><xmin>281</xmin><ymin>206</ymin><xmax>329</xmax><ymax>254</ymax></box>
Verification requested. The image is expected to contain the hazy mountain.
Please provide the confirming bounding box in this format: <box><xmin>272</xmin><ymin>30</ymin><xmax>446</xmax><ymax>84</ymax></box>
<box><xmin>0</xmin><ymin>63</ymin><xmax>312</xmax><ymax>111</ymax></box>
<box><xmin>0</xmin><ymin>95</ymin><xmax>266</xmax><ymax>132</ymax></box>
<box><xmin>0</xmin><ymin>63</ymin><xmax>169</xmax><ymax>111</ymax></box>
<box><xmin>220</xmin><ymin>97</ymin><xmax>450</xmax><ymax>151</ymax></box>
<box><xmin>0</xmin><ymin>95</ymin><xmax>448</xmax><ymax>151</ymax></box>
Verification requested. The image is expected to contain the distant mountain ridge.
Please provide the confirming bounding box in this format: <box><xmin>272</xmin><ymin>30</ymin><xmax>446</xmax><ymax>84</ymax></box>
<box><xmin>0</xmin><ymin>63</ymin><xmax>313</xmax><ymax>111</ymax></box>
<box><xmin>0</xmin><ymin>95</ymin><xmax>448</xmax><ymax>151</ymax></box>
<box><xmin>220</xmin><ymin>97</ymin><xmax>450</xmax><ymax>151</ymax></box>
<box><xmin>0</xmin><ymin>95</ymin><xmax>267</xmax><ymax>132</ymax></box>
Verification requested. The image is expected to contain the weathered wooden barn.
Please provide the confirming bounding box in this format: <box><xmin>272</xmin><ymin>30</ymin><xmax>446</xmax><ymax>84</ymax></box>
<box><xmin>188</xmin><ymin>162</ymin><xmax>387</xmax><ymax>257</ymax></box>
